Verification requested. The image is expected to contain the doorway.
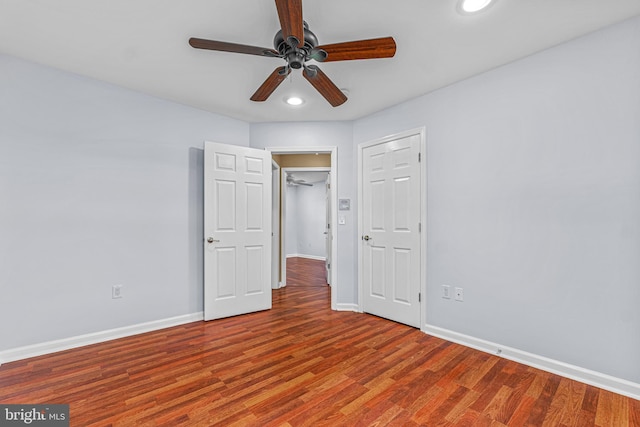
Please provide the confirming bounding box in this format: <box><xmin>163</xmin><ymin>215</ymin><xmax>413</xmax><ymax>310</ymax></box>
<box><xmin>268</xmin><ymin>147</ymin><xmax>338</xmax><ymax>311</ymax></box>
<box><xmin>282</xmin><ymin>167</ymin><xmax>330</xmax><ymax>284</ymax></box>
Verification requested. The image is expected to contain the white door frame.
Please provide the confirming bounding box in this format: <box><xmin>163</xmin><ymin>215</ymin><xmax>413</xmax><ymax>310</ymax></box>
<box><xmin>325</xmin><ymin>172</ymin><xmax>332</xmax><ymax>286</ymax></box>
<box><xmin>357</xmin><ymin>128</ymin><xmax>427</xmax><ymax>327</ymax></box>
<box><xmin>267</xmin><ymin>146</ymin><xmax>338</xmax><ymax>311</ymax></box>
<box><xmin>271</xmin><ymin>159</ymin><xmax>281</xmax><ymax>289</ymax></box>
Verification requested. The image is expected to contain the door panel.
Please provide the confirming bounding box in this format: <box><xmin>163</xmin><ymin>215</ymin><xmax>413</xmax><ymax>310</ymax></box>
<box><xmin>362</xmin><ymin>134</ymin><xmax>421</xmax><ymax>327</ymax></box>
<box><xmin>216</xmin><ymin>181</ymin><xmax>236</xmax><ymax>229</ymax></box>
<box><xmin>204</xmin><ymin>142</ymin><xmax>271</xmax><ymax>321</ymax></box>
<box><xmin>370</xmin><ymin>247</ymin><xmax>386</xmax><ymax>297</ymax></box>
<box><xmin>393</xmin><ymin>248</ymin><xmax>411</xmax><ymax>303</ymax></box>
<box><xmin>246</xmin><ymin>246</ymin><xmax>264</xmax><ymax>294</ymax></box>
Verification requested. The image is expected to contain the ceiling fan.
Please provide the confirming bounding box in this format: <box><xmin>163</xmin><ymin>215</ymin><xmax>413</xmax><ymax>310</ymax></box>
<box><xmin>189</xmin><ymin>0</ymin><xmax>396</xmax><ymax>107</ymax></box>
<box><xmin>286</xmin><ymin>175</ymin><xmax>313</xmax><ymax>186</ymax></box>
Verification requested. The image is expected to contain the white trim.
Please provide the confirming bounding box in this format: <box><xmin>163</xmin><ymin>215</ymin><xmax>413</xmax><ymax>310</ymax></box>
<box><xmin>286</xmin><ymin>253</ymin><xmax>326</xmax><ymax>261</ymax></box>
<box><xmin>357</xmin><ymin>127</ymin><xmax>427</xmax><ymax>325</ymax></box>
<box><xmin>422</xmin><ymin>324</ymin><xmax>640</xmax><ymax>401</ymax></box>
<box><xmin>335</xmin><ymin>303</ymin><xmax>361</xmax><ymax>313</ymax></box>
<box><xmin>271</xmin><ymin>159</ymin><xmax>281</xmax><ymax>290</ymax></box>
<box><xmin>0</xmin><ymin>312</ymin><xmax>204</xmax><ymax>365</ymax></box>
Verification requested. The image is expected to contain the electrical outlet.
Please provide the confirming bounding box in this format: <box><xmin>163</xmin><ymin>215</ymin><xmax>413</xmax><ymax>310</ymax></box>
<box><xmin>112</xmin><ymin>285</ymin><xmax>123</xmax><ymax>299</ymax></box>
<box><xmin>442</xmin><ymin>285</ymin><xmax>451</xmax><ymax>299</ymax></box>
<box><xmin>454</xmin><ymin>287</ymin><xmax>464</xmax><ymax>302</ymax></box>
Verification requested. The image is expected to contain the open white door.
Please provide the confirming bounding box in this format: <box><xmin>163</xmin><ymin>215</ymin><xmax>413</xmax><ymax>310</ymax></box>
<box><xmin>204</xmin><ymin>142</ymin><xmax>272</xmax><ymax>321</ymax></box>
<box><xmin>360</xmin><ymin>133</ymin><xmax>422</xmax><ymax>327</ymax></box>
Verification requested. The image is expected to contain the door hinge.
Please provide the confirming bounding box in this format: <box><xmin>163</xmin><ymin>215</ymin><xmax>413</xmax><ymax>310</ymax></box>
<box><xmin>418</xmin><ymin>152</ymin><xmax>421</xmax><ymax>162</ymax></box>
<box><xmin>418</xmin><ymin>292</ymin><xmax>421</xmax><ymax>302</ymax></box>
<box><xmin>418</xmin><ymin>222</ymin><xmax>422</xmax><ymax>232</ymax></box>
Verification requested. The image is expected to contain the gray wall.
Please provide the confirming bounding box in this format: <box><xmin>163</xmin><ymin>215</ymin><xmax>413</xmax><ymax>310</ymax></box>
<box><xmin>285</xmin><ymin>185</ymin><xmax>300</xmax><ymax>257</ymax></box>
<box><xmin>286</xmin><ymin>180</ymin><xmax>327</xmax><ymax>259</ymax></box>
<box><xmin>354</xmin><ymin>16</ymin><xmax>640</xmax><ymax>383</ymax></box>
<box><xmin>0</xmin><ymin>54</ymin><xmax>249</xmax><ymax>350</ymax></box>
<box><xmin>250</xmin><ymin>122</ymin><xmax>357</xmax><ymax>304</ymax></box>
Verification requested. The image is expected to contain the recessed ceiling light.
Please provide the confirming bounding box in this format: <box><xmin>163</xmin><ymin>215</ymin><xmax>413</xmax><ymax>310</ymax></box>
<box><xmin>458</xmin><ymin>0</ymin><xmax>494</xmax><ymax>14</ymax></box>
<box><xmin>285</xmin><ymin>96</ymin><xmax>304</xmax><ymax>106</ymax></box>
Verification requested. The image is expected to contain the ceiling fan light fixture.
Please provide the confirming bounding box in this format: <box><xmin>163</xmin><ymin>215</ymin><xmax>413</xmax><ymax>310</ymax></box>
<box><xmin>189</xmin><ymin>0</ymin><xmax>396</xmax><ymax>107</ymax></box>
<box><xmin>285</xmin><ymin>96</ymin><xmax>304</xmax><ymax>106</ymax></box>
<box><xmin>458</xmin><ymin>0</ymin><xmax>494</xmax><ymax>14</ymax></box>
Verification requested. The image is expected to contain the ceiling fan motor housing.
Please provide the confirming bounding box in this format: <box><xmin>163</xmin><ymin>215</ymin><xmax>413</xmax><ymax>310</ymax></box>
<box><xmin>274</xmin><ymin>21</ymin><xmax>319</xmax><ymax>68</ymax></box>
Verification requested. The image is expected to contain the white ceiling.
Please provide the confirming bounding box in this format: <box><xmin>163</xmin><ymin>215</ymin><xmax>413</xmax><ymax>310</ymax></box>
<box><xmin>1</xmin><ymin>1</ymin><xmax>639</xmax><ymax>123</ymax></box>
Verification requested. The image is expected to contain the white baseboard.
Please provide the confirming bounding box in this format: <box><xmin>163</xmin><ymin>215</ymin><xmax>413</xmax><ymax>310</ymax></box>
<box><xmin>286</xmin><ymin>254</ymin><xmax>326</xmax><ymax>261</ymax></box>
<box><xmin>271</xmin><ymin>281</ymin><xmax>285</xmax><ymax>289</ymax></box>
<box><xmin>0</xmin><ymin>312</ymin><xmax>204</xmax><ymax>366</ymax></box>
<box><xmin>335</xmin><ymin>303</ymin><xmax>360</xmax><ymax>312</ymax></box>
<box><xmin>422</xmin><ymin>324</ymin><xmax>640</xmax><ymax>401</ymax></box>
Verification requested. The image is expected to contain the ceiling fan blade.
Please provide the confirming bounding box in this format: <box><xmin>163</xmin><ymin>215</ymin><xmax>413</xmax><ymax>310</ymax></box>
<box><xmin>189</xmin><ymin>38</ymin><xmax>279</xmax><ymax>57</ymax></box>
<box><xmin>314</xmin><ymin>37</ymin><xmax>396</xmax><ymax>62</ymax></box>
<box><xmin>302</xmin><ymin>65</ymin><xmax>347</xmax><ymax>107</ymax></box>
<box><xmin>275</xmin><ymin>0</ymin><xmax>304</xmax><ymax>47</ymax></box>
<box><xmin>250</xmin><ymin>66</ymin><xmax>291</xmax><ymax>102</ymax></box>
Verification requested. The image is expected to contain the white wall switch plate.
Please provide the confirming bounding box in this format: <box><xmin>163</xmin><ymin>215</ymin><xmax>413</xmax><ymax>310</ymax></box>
<box><xmin>454</xmin><ymin>287</ymin><xmax>464</xmax><ymax>302</ymax></box>
<box><xmin>442</xmin><ymin>285</ymin><xmax>451</xmax><ymax>299</ymax></box>
<box><xmin>112</xmin><ymin>284</ymin><xmax>123</xmax><ymax>299</ymax></box>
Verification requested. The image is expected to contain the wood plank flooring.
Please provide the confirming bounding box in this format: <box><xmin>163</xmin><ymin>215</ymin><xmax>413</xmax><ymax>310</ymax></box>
<box><xmin>1</xmin><ymin>257</ymin><xmax>638</xmax><ymax>426</ymax></box>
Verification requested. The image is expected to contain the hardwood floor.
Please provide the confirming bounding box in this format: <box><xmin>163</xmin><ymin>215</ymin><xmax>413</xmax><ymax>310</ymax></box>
<box><xmin>285</xmin><ymin>256</ymin><xmax>328</xmax><ymax>287</ymax></box>
<box><xmin>1</xmin><ymin>257</ymin><xmax>638</xmax><ymax>426</ymax></box>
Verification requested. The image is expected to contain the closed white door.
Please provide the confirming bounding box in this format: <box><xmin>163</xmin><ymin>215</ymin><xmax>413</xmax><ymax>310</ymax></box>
<box><xmin>361</xmin><ymin>134</ymin><xmax>421</xmax><ymax>327</ymax></box>
<box><xmin>204</xmin><ymin>142</ymin><xmax>272</xmax><ymax>321</ymax></box>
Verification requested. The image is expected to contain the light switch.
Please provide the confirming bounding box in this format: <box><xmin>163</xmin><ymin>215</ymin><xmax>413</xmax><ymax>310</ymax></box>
<box><xmin>338</xmin><ymin>215</ymin><xmax>346</xmax><ymax>225</ymax></box>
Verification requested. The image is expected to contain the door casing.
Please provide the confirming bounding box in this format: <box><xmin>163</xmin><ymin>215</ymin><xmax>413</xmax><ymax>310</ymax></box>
<box><xmin>271</xmin><ymin>159</ymin><xmax>281</xmax><ymax>289</ymax></box>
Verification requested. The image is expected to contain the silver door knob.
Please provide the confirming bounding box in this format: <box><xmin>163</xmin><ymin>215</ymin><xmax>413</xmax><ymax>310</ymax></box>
<box><xmin>363</xmin><ymin>235</ymin><xmax>371</xmax><ymax>241</ymax></box>
<box><xmin>207</xmin><ymin>237</ymin><xmax>220</xmax><ymax>243</ymax></box>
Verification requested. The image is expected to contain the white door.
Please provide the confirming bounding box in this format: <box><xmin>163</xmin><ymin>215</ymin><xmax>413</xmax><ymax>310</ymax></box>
<box><xmin>361</xmin><ymin>133</ymin><xmax>421</xmax><ymax>327</ymax></box>
<box><xmin>204</xmin><ymin>142</ymin><xmax>272</xmax><ymax>321</ymax></box>
<box><xmin>325</xmin><ymin>173</ymin><xmax>332</xmax><ymax>285</ymax></box>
